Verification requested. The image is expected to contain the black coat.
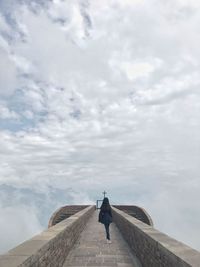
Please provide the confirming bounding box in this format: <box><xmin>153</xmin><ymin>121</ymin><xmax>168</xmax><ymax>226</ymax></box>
<box><xmin>98</xmin><ymin>208</ymin><xmax>112</xmax><ymax>224</ymax></box>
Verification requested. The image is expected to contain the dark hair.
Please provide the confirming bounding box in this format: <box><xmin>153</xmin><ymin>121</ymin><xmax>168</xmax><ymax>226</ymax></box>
<box><xmin>102</xmin><ymin>197</ymin><xmax>109</xmax><ymax>205</ymax></box>
<box><xmin>100</xmin><ymin>197</ymin><xmax>111</xmax><ymax>211</ymax></box>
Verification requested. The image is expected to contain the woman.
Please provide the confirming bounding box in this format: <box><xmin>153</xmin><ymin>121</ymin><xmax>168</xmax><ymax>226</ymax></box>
<box><xmin>98</xmin><ymin>197</ymin><xmax>112</xmax><ymax>243</ymax></box>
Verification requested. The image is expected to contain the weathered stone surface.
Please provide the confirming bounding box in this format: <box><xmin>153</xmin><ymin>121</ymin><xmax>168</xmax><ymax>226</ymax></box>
<box><xmin>63</xmin><ymin>211</ymin><xmax>141</xmax><ymax>267</ymax></box>
<box><xmin>48</xmin><ymin>205</ymin><xmax>89</xmax><ymax>227</ymax></box>
<box><xmin>0</xmin><ymin>206</ymin><xmax>95</xmax><ymax>267</ymax></box>
<box><xmin>112</xmin><ymin>206</ymin><xmax>200</xmax><ymax>267</ymax></box>
<box><xmin>0</xmin><ymin>256</ymin><xmax>28</xmax><ymax>267</ymax></box>
<box><xmin>1</xmin><ymin>205</ymin><xmax>200</xmax><ymax>267</ymax></box>
<box><xmin>113</xmin><ymin>205</ymin><xmax>153</xmax><ymax>226</ymax></box>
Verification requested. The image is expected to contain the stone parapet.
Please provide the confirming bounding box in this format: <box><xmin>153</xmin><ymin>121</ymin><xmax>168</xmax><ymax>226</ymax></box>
<box><xmin>113</xmin><ymin>205</ymin><xmax>153</xmax><ymax>226</ymax></box>
<box><xmin>48</xmin><ymin>205</ymin><xmax>89</xmax><ymax>227</ymax></box>
<box><xmin>112</xmin><ymin>206</ymin><xmax>200</xmax><ymax>267</ymax></box>
<box><xmin>0</xmin><ymin>205</ymin><xmax>95</xmax><ymax>267</ymax></box>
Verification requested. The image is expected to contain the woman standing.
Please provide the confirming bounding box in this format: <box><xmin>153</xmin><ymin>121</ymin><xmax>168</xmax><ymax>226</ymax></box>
<box><xmin>98</xmin><ymin>197</ymin><xmax>112</xmax><ymax>243</ymax></box>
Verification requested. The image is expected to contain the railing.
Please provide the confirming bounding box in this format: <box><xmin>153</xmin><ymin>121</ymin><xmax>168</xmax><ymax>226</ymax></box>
<box><xmin>96</xmin><ymin>199</ymin><xmax>103</xmax><ymax>209</ymax></box>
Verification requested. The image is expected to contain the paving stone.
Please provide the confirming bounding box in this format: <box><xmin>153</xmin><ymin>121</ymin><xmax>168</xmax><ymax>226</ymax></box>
<box><xmin>63</xmin><ymin>211</ymin><xmax>140</xmax><ymax>267</ymax></box>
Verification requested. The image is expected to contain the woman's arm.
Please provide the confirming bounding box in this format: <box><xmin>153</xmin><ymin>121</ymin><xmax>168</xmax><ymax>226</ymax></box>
<box><xmin>109</xmin><ymin>208</ymin><xmax>112</xmax><ymax>217</ymax></box>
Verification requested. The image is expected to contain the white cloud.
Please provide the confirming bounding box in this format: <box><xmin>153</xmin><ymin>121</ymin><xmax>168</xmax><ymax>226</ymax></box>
<box><xmin>0</xmin><ymin>14</ymin><xmax>12</xmax><ymax>37</ymax></box>
<box><xmin>176</xmin><ymin>0</ymin><xmax>200</xmax><ymax>8</ymax></box>
<box><xmin>11</xmin><ymin>54</ymin><xmax>33</xmax><ymax>74</ymax></box>
<box><xmin>0</xmin><ymin>49</ymin><xmax>17</xmax><ymax>96</ymax></box>
<box><xmin>0</xmin><ymin>204</ymin><xmax>43</xmax><ymax>254</ymax></box>
<box><xmin>0</xmin><ymin>103</ymin><xmax>19</xmax><ymax>119</ymax></box>
<box><xmin>120</xmin><ymin>61</ymin><xmax>156</xmax><ymax>81</ymax></box>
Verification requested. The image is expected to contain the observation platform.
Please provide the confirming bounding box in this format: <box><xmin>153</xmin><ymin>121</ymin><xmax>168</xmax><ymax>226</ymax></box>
<box><xmin>63</xmin><ymin>210</ymin><xmax>140</xmax><ymax>267</ymax></box>
<box><xmin>1</xmin><ymin>205</ymin><xmax>200</xmax><ymax>267</ymax></box>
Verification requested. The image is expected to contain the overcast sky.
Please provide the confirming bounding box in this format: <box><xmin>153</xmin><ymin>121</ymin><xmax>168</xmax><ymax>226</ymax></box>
<box><xmin>0</xmin><ymin>0</ymin><xmax>200</xmax><ymax>253</ymax></box>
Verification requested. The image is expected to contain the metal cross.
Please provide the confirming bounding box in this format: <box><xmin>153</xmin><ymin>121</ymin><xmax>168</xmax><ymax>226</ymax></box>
<box><xmin>102</xmin><ymin>191</ymin><xmax>107</xmax><ymax>198</ymax></box>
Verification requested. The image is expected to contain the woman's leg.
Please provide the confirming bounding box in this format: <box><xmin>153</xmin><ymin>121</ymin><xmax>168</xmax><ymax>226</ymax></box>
<box><xmin>104</xmin><ymin>223</ymin><xmax>110</xmax><ymax>240</ymax></box>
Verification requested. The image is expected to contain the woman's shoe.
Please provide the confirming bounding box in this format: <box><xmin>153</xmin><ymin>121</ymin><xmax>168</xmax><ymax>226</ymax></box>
<box><xmin>107</xmin><ymin>240</ymin><xmax>112</xmax><ymax>244</ymax></box>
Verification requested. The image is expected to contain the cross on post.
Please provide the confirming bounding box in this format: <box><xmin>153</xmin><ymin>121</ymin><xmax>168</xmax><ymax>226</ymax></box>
<box><xmin>102</xmin><ymin>191</ymin><xmax>107</xmax><ymax>198</ymax></box>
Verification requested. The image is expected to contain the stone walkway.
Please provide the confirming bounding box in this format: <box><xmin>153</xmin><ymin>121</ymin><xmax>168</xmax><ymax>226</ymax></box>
<box><xmin>63</xmin><ymin>211</ymin><xmax>141</xmax><ymax>267</ymax></box>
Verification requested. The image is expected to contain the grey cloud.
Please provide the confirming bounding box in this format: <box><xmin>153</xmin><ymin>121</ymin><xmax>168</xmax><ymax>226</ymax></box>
<box><xmin>142</xmin><ymin>87</ymin><xmax>200</xmax><ymax>106</ymax></box>
<box><xmin>0</xmin><ymin>48</ymin><xmax>17</xmax><ymax>96</ymax></box>
<box><xmin>0</xmin><ymin>184</ymin><xmax>91</xmax><ymax>254</ymax></box>
<box><xmin>79</xmin><ymin>0</ymin><xmax>92</xmax><ymax>37</ymax></box>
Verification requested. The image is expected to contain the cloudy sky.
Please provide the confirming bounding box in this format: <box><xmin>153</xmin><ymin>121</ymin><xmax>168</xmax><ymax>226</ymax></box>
<box><xmin>0</xmin><ymin>0</ymin><xmax>200</xmax><ymax>253</ymax></box>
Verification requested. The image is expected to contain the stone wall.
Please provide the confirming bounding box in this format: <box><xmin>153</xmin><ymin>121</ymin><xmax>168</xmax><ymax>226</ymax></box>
<box><xmin>112</xmin><ymin>206</ymin><xmax>200</xmax><ymax>267</ymax></box>
<box><xmin>113</xmin><ymin>205</ymin><xmax>153</xmax><ymax>226</ymax></box>
<box><xmin>0</xmin><ymin>205</ymin><xmax>95</xmax><ymax>267</ymax></box>
<box><xmin>48</xmin><ymin>205</ymin><xmax>89</xmax><ymax>227</ymax></box>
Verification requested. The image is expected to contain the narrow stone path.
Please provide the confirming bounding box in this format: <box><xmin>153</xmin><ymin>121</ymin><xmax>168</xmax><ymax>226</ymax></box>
<box><xmin>63</xmin><ymin>211</ymin><xmax>141</xmax><ymax>267</ymax></box>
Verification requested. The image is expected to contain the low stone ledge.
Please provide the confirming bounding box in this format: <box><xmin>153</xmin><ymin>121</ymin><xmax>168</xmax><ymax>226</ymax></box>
<box><xmin>48</xmin><ymin>205</ymin><xmax>89</xmax><ymax>227</ymax></box>
<box><xmin>113</xmin><ymin>205</ymin><xmax>153</xmax><ymax>226</ymax></box>
<box><xmin>112</xmin><ymin>206</ymin><xmax>200</xmax><ymax>267</ymax></box>
<box><xmin>0</xmin><ymin>205</ymin><xmax>95</xmax><ymax>267</ymax></box>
